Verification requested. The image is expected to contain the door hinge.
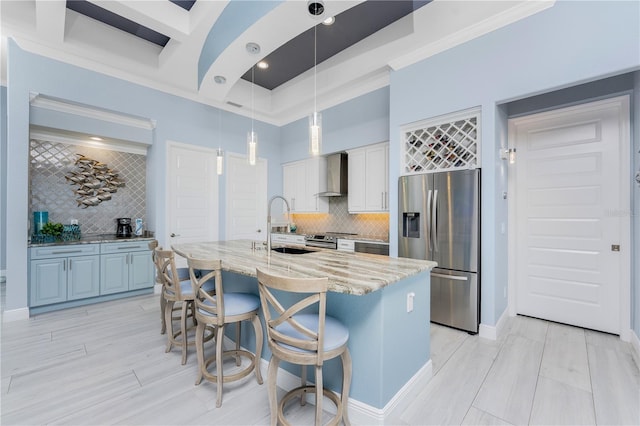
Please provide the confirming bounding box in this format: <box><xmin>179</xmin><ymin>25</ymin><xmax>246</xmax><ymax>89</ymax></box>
<box><xmin>611</xmin><ymin>244</ymin><xmax>620</xmax><ymax>252</ymax></box>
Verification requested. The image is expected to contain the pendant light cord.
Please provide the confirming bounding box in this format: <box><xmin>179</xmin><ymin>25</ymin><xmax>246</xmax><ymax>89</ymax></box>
<box><xmin>314</xmin><ymin>25</ymin><xmax>317</xmax><ymax>114</ymax></box>
<box><xmin>251</xmin><ymin>66</ymin><xmax>255</xmax><ymax>134</ymax></box>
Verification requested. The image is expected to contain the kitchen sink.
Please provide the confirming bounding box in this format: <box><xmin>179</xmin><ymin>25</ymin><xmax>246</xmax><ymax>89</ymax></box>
<box><xmin>271</xmin><ymin>247</ymin><xmax>314</xmax><ymax>255</ymax></box>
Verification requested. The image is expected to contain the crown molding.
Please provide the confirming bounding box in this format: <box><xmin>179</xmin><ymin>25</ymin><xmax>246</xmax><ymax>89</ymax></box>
<box><xmin>29</xmin><ymin>92</ymin><xmax>156</xmax><ymax>131</ymax></box>
<box><xmin>30</xmin><ymin>126</ymin><xmax>149</xmax><ymax>155</ymax></box>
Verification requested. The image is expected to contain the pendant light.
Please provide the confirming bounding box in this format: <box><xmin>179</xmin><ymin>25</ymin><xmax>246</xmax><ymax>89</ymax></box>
<box><xmin>309</xmin><ymin>24</ymin><xmax>322</xmax><ymax>156</ymax></box>
<box><xmin>247</xmin><ymin>66</ymin><xmax>257</xmax><ymax>166</ymax></box>
<box><xmin>216</xmin><ymin>108</ymin><xmax>224</xmax><ymax>175</ymax></box>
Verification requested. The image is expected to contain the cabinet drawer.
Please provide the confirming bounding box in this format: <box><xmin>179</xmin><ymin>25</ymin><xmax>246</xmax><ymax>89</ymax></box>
<box><xmin>337</xmin><ymin>239</ymin><xmax>355</xmax><ymax>252</ymax></box>
<box><xmin>101</xmin><ymin>241</ymin><xmax>151</xmax><ymax>254</ymax></box>
<box><xmin>30</xmin><ymin>244</ymin><xmax>99</xmax><ymax>259</ymax></box>
<box><xmin>270</xmin><ymin>234</ymin><xmax>306</xmax><ymax>245</ymax></box>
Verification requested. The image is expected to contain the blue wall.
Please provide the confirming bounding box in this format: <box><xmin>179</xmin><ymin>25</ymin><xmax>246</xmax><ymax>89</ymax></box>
<box><xmin>2</xmin><ymin>1</ymin><xmax>640</xmax><ymax>344</ymax></box>
<box><xmin>280</xmin><ymin>86</ymin><xmax>390</xmax><ymax>163</ymax></box>
<box><xmin>389</xmin><ymin>0</ymin><xmax>639</xmax><ymax>330</ymax></box>
<box><xmin>4</xmin><ymin>40</ymin><xmax>281</xmax><ymax>311</ymax></box>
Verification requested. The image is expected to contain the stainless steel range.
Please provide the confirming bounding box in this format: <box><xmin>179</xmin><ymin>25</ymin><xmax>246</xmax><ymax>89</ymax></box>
<box><xmin>305</xmin><ymin>232</ymin><xmax>357</xmax><ymax>249</ymax></box>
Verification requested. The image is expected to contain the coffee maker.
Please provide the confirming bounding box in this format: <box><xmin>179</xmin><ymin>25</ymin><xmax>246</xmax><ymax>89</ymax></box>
<box><xmin>116</xmin><ymin>218</ymin><xmax>132</xmax><ymax>238</ymax></box>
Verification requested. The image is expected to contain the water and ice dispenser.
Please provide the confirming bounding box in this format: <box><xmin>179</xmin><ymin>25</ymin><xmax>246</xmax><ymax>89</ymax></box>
<box><xmin>402</xmin><ymin>212</ymin><xmax>420</xmax><ymax>238</ymax></box>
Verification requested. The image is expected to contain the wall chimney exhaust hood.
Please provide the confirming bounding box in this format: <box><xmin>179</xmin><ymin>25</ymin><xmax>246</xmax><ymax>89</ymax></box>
<box><xmin>318</xmin><ymin>153</ymin><xmax>348</xmax><ymax>197</ymax></box>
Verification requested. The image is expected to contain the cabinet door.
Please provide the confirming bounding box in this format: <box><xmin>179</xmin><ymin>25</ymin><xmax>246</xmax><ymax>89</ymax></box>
<box><xmin>129</xmin><ymin>251</ymin><xmax>154</xmax><ymax>290</ymax></box>
<box><xmin>303</xmin><ymin>157</ymin><xmax>328</xmax><ymax>213</ymax></box>
<box><xmin>365</xmin><ymin>144</ymin><xmax>389</xmax><ymax>211</ymax></box>
<box><xmin>68</xmin><ymin>255</ymin><xmax>100</xmax><ymax>300</ymax></box>
<box><xmin>283</xmin><ymin>161</ymin><xmax>305</xmax><ymax>212</ymax></box>
<box><xmin>30</xmin><ymin>258</ymin><xmax>66</xmax><ymax>306</ymax></box>
<box><xmin>347</xmin><ymin>148</ymin><xmax>366</xmax><ymax>212</ymax></box>
<box><xmin>100</xmin><ymin>253</ymin><xmax>129</xmax><ymax>295</ymax></box>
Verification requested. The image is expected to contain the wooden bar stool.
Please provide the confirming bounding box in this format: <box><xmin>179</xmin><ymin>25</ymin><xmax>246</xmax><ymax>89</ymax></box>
<box><xmin>256</xmin><ymin>268</ymin><xmax>351</xmax><ymax>426</ymax></box>
<box><xmin>156</xmin><ymin>248</ymin><xmax>213</xmax><ymax>365</ymax></box>
<box><xmin>188</xmin><ymin>257</ymin><xmax>263</xmax><ymax>407</ymax></box>
<box><xmin>149</xmin><ymin>240</ymin><xmax>190</xmax><ymax>335</ymax></box>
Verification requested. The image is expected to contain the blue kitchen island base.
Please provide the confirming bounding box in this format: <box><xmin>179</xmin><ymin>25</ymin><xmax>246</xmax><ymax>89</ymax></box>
<box><xmin>223</xmin><ymin>269</ymin><xmax>432</xmax><ymax>421</ymax></box>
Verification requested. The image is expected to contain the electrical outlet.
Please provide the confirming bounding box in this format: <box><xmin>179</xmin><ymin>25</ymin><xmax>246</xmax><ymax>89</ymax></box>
<box><xmin>407</xmin><ymin>292</ymin><xmax>415</xmax><ymax>312</ymax></box>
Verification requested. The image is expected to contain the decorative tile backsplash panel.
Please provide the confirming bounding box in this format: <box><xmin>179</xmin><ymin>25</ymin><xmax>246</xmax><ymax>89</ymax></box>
<box><xmin>292</xmin><ymin>197</ymin><xmax>389</xmax><ymax>241</ymax></box>
<box><xmin>29</xmin><ymin>139</ymin><xmax>146</xmax><ymax>236</ymax></box>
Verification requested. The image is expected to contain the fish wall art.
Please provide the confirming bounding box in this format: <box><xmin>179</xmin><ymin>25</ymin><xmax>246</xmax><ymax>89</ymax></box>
<box><xmin>65</xmin><ymin>154</ymin><xmax>125</xmax><ymax>208</ymax></box>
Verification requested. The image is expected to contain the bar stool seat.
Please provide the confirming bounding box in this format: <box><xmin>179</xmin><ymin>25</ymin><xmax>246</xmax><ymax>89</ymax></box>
<box><xmin>156</xmin><ymin>248</ymin><xmax>214</xmax><ymax>365</ymax></box>
<box><xmin>189</xmin><ymin>257</ymin><xmax>263</xmax><ymax>408</ymax></box>
<box><xmin>257</xmin><ymin>268</ymin><xmax>352</xmax><ymax>426</ymax></box>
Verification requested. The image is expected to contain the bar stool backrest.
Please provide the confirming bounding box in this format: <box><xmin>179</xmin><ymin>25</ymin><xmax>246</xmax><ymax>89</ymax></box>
<box><xmin>256</xmin><ymin>268</ymin><xmax>329</xmax><ymax>366</ymax></box>
<box><xmin>155</xmin><ymin>248</ymin><xmax>184</xmax><ymax>300</ymax></box>
<box><xmin>188</xmin><ymin>257</ymin><xmax>223</xmax><ymax>326</ymax></box>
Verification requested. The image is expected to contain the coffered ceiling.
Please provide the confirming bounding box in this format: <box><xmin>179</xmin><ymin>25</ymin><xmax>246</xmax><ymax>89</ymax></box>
<box><xmin>0</xmin><ymin>1</ymin><xmax>554</xmax><ymax>125</ymax></box>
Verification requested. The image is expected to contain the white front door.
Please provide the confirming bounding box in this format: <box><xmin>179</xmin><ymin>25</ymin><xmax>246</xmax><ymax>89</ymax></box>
<box><xmin>225</xmin><ymin>152</ymin><xmax>267</xmax><ymax>241</ymax></box>
<box><xmin>166</xmin><ymin>141</ymin><xmax>218</xmax><ymax>252</ymax></box>
<box><xmin>509</xmin><ymin>96</ymin><xmax>630</xmax><ymax>335</ymax></box>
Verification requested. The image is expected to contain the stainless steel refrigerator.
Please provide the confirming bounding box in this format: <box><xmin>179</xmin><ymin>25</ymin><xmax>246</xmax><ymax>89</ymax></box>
<box><xmin>398</xmin><ymin>169</ymin><xmax>480</xmax><ymax>333</ymax></box>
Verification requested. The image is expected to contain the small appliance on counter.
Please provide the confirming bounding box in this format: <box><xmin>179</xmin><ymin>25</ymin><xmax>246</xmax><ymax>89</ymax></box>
<box><xmin>116</xmin><ymin>217</ymin><xmax>132</xmax><ymax>238</ymax></box>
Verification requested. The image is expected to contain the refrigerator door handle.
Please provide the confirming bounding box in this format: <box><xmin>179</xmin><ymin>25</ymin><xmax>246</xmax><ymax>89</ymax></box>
<box><xmin>431</xmin><ymin>272</ymin><xmax>468</xmax><ymax>281</ymax></box>
<box><xmin>432</xmin><ymin>189</ymin><xmax>439</xmax><ymax>251</ymax></box>
<box><xmin>426</xmin><ymin>189</ymin><xmax>433</xmax><ymax>251</ymax></box>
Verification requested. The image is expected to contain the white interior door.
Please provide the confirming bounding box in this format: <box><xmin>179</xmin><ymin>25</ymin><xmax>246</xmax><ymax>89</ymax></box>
<box><xmin>509</xmin><ymin>96</ymin><xmax>630</xmax><ymax>335</ymax></box>
<box><xmin>166</xmin><ymin>141</ymin><xmax>218</xmax><ymax>257</ymax></box>
<box><xmin>225</xmin><ymin>153</ymin><xmax>267</xmax><ymax>241</ymax></box>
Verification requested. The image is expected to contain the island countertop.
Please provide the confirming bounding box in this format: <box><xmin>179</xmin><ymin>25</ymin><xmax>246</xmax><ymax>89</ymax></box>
<box><xmin>172</xmin><ymin>239</ymin><xmax>436</xmax><ymax>295</ymax></box>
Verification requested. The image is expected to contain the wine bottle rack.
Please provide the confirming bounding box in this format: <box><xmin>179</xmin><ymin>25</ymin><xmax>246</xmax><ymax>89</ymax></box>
<box><xmin>402</xmin><ymin>109</ymin><xmax>480</xmax><ymax>174</ymax></box>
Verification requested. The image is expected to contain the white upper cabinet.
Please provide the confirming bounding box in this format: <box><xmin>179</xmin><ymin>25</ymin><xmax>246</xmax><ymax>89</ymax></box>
<box><xmin>282</xmin><ymin>157</ymin><xmax>329</xmax><ymax>213</ymax></box>
<box><xmin>347</xmin><ymin>142</ymin><xmax>389</xmax><ymax>213</ymax></box>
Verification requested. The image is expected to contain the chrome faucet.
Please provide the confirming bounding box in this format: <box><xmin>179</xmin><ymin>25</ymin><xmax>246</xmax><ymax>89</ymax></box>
<box><xmin>267</xmin><ymin>195</ymin><xmax>291</xmax><ymax>252</ymax></box>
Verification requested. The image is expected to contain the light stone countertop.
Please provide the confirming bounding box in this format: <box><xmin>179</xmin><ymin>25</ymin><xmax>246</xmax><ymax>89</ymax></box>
<box><xmin>172</xmin><ymin>239</ymin><xmax>436</xmax><ymax>296</ymax></box>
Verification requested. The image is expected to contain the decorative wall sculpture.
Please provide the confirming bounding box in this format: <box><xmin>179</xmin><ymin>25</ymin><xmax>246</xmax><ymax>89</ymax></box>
<box><xmin>65</xmin><ymin>154</ymin><xmax>125</xmax><ymax>208</ymax></box>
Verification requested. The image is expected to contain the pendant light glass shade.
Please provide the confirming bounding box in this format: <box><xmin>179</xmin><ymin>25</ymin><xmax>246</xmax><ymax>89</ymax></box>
<box><xmin>248</xmin><ymin>66</ymin><xmax>257</xmax><ymax>166</ymax></box>
<box><xmin>309</xmin><ymin>111</ymin><xmax>322</xmax><ymax>156</ymax></box>
<box><xmin>247</xmin><ymin>131</ymin><xmax>257</xmax><ymax>166</ymax></box>
<box><xmin>216</xmin><ymin>148</ymin><xmax>224</xmax><ymax>175</ymax></box>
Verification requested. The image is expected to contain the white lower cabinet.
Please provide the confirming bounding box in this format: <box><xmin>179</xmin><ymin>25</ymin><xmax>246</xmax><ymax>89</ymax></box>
<box><xmin>100</xmin><ymin>241</ymin><xmax>155</xmax><ymax>295</ymax></box>
<box><xmin>347</xmin><ymin>142</ymin><xmax>389</xmax><ymax>213</ymax></box>
<box><xmin>28</xmin><ymin>240</ymin><xmax>154</xmax><ymax>310</ymax></box>
<box><xmin>29</xmin><ymin>244</ymin><xmax>100</xmax><ymax>307</ymax></box>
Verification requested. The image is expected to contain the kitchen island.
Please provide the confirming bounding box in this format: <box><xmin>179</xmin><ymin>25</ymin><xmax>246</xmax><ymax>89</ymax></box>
<box><xmin>172</xmin><ymin>240</ymin><xmax>436</xmax><ymax>421</ymax></box>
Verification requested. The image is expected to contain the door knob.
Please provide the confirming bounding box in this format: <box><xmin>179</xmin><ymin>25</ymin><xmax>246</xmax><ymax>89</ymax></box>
<box><xmin>257</xmin><ymin>229</ymin><xmax>262</xmax><ymax>233</ymax></box>
<box><xmin>170</xmin><ymin>233</ymin><xmax>181</xmax><ymax>237</ymax></box>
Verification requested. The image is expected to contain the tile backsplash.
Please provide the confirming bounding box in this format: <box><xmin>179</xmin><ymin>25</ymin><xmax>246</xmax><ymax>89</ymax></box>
<box><xmin>29</xmin><ymin>139</ymin><xmax>146</xmax><ymax>236</ymax></box>
<box><xmin>291</xmin><ymin>197</ymin><xmax>389</xmax><ymax>241</ymax></box>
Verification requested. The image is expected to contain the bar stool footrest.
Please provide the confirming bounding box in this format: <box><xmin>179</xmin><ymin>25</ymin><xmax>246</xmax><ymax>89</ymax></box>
<box><xmin>200</xmin><ymin>349</ymin><xmax>258</xmax><ymax>384</ymax></box>
<box><xmin>278</xmin><ymin>385</ymin><xmax>343</xmax><ymax>426</ymax></box>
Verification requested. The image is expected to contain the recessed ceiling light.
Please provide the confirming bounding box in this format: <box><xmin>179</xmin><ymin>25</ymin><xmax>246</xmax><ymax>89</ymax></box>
<box><xmin>246</xmin><ymin>42</ymin><xmax>261</xmax><ymax>55</ymax></box>
<box><xmin>90</xmin><ymin>137</ymin><xmax>103</xmax><ymax>141</ymax></box>
<box><xmin>214</xmin><ymin>75</ymin><xmax>227</xmax><ymax>84</ymax></box>
<box><xmin>322</xmin><ymin>16</ymin><xmax>335</xmax><ymax>25</ymax></box>
<box><xmin>257</xmin><ymin>61</ymin><xmax>269</xmax><ymax>69</ymax></box>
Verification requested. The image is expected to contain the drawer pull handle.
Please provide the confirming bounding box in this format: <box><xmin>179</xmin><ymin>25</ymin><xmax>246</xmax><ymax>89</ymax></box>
<box><xmin>431</xmin><ymin>272</ymin><xmax>468</xmax><ymax>281</ymax></box>
<box><xmin>118</xmin><ymin>246</ymin><xmax>142</xmax><ymax>250</ymax></box>
<box><xmin>52</xmin><ymin>250</ymin><xmax>83</xmax><ymax>255</ymax></box>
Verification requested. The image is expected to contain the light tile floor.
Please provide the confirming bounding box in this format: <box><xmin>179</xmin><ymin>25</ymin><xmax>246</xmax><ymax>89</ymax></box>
<box><xmin>2</xmin><ymin>283</ymin><xmax>639</xmax><ymax>425</ymax></box>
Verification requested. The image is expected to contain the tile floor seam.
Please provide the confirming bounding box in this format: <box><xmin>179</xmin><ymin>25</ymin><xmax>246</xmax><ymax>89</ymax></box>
<box><xmin>468</xmin><ymin>331</ymin><xmax>508</xmax><ymax>423</ymax></box>
<box><xmin>526</xmin><ymin>323</ymin><xmax>549</xmax><ymax>425</ymax></box>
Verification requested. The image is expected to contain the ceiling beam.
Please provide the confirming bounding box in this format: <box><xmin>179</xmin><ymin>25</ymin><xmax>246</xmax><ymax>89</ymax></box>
<box><xmin>35</xmin><ymin>0</ymin><xmax>66</xmax><ymax>43</ymax></box>
<box><xmin>88</xmin><ymin>0</ymin><xmax>191</xmax><ymax>41</ymax></box>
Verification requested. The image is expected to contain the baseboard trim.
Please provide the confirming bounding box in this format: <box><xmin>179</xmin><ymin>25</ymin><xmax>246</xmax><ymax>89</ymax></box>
<box><xmin>258</xmin><ymin>357</ymin><xmax>433</xmax><ymax>424</ymax></box>
<box><xmin>2</xmin><ymin>307</ymin><xmax>30</xmax><ymax>322</ymax></box>
<box><xmin>630</xmin><ymin>328</ymin><xmax>640</xmax><ymax>371</ymax></box>
<box><xmin>479</xmin><ymin>308</ymin><xmax>509</xmax><ymax>341</ymax></box>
